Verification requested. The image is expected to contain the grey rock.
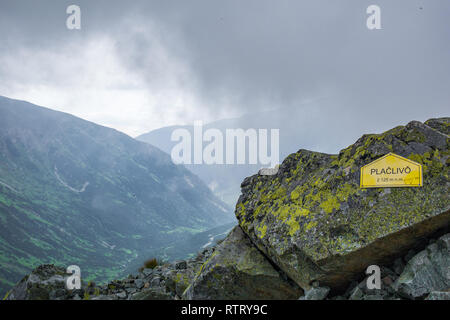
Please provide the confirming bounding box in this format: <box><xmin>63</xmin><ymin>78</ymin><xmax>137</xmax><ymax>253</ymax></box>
<box><xmin>175</xmin><ymin>261</ymin><xmax>187</xmax><ymax>270</ymax></box>
<box><xmin>393</xmin><ymin>258</ymin><xmax>405</xmax><ymax>275</ymax></box>
<box><xmin>5</xmin><ymin>264</ymin><xmax>68</xmax><ymax>300</ymax></box>
<box><xmin>175</xmin><ymin>280</ymin><xmax>188</xmax><ymax>297</ymax></box>
<box><xmin>91</xmin><ymin>295</ymin><xmax>116</xmax><ymax>300</ymax></box>
<box><xmin>425</xmin><ymin>291</ymin><xmax>450</xmax><ymax>300</ymax></box>
<box><xmin>69</xmin><ymin>289</ymin><xmax>84</xmax><ymax>298</ymax></box>
<box><xmin>363</xmin><ymin>294</ymin><xmax>384</xmax><ymax>300</ymax></box>
<box><xmin>131</xmin><ymin>288</ymin><xmax>172</xmax><ymax>300</ymax></box>
<box><xmin>161</xmin><ymin>269</ymin><xmax>195</xmax><ymax>298</ymax></box>
<box><xmin>126</xmin><ymin>288</ymin><xmax>137</xmax><ymax>295</ymax></box>
<box><xmin>150</xmin><ymin>277</ymin><xmax>161</xmax><ymax>287</ymax></box>
<box><xmin>134</xmin><ymin>279</ymin><xmax>144</xmax><ymax>289</ymax></box>
<box><xmin>404</xmin><ymin>249</ymin><xmax>417</xmax><ymax>263</ymax></box>
<box><xmin>394</xmin><ymin>234</ymin><xmax>450</xmax><ymax>299</ymax></box>
<box><xmin>142</xmin><ymin>268</ymin><xmax>154</xmax><ymax>277</ymax></box>
<box><xmin>183</xmin><ymin>226</ymin><xmax>302</xmax><ymax>300</ymax></box>
<box><xmin>348</xmin><ymin>287</ymin><xmax>364</xmax><ymax>300</ymax></box>
<box><xmin>165</xmin><ymin>276</ymin><xmax>176</xmax><ymax>293</ymax></box>
<box><xmin>116</xmin><ymin>291</ymin><xmax>127</xmax><ymax>299</ymax></box>
<box><xmin>49</xmin><ymin>288</ymin><xmax>67</xmax><ymax>300</ymax></box>
<box><xmin>425</xmin><ymin>117</ymin><xmax>450</xmax><ymax>135</ymax></box>
<box><xmin>342</xmin><ymin>281</ymin><xmax>359</xmax><ymax>298</ymax></box>
<box><xmin>299</xmin><ymin>286</ymin><xmax>330</xmax><ymax>300</ymax></box>
<box><xmin>346</xmin><ymin>273</ymin><xmax>399</xmax><ymax>301</ymax></box>
<box><xmin>381</xmin><ymin>266</ymin><xmax>397</xmax><ymax>279</ymax></box>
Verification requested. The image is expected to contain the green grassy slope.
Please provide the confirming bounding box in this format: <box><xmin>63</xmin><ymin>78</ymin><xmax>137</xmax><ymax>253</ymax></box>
<box><xmin>0</xmin><ymin>96</ymin><xmax>233</xmax><ymax>296</ymax></box>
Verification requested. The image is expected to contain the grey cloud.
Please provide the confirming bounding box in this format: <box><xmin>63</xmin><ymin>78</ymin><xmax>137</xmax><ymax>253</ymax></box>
<box><xmin>0</xmin><ymin>0</ymin><xmax>449</xmax><ymax>137</ymax></box>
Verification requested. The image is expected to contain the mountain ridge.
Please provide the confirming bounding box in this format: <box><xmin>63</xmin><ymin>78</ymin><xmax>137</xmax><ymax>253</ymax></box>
<box><xmin>0</xmin><ymin>95</ymin><xmax>233</xmax><ymax>296</ymax></box>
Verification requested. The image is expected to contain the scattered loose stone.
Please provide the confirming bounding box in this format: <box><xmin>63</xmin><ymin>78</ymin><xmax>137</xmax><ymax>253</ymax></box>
<box><xmin>394</xmin><ymin>234</ymin><xmax>450</xmax><ymax>299</ymax></box>
<box><xmin>175</xmin><ymin>261</ymin><xmax>187</xmax><ymax>270</ymax></box>
<box><xmin>183</xmin><ymin>226</ymin><xmax>302</xmax><ymax>300</ymax></box>
<box><xmin>425</xmin><ymin>291</ymin><xmax>450</xmax><ymax>300</ymax></box>
<box><xmin>299</xmin><ymin>286</ymin><xmax>330</xmax><ymax>300</ymax></box>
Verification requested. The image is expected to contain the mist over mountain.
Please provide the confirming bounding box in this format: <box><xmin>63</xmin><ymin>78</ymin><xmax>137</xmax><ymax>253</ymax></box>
<box><xmin>137</xmin><ymin>99</ymin><xmax>438</xmax><ymax>206</ymax></box>
<box><xmin>0</xmin><ymin>96</ymin><xmax>233</xmax><ymax>295</ymax></box>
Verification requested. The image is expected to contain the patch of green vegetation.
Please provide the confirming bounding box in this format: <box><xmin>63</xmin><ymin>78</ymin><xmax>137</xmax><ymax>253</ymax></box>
<box><xmin>29</xmin><ymin>237</ymin><xmax>53</xmax><ymax>250</ymax></box>
<box><xmin>119</xmin><ymin>248</ymin><xmax>133</xmax><ymax>255</ymax></box>
<box><xmin>163</xmin><ymin>226</ymin><xmax>205</xmax><ymax>235</ymax></box>
<box><xmin>0</xmin><ymin>193</ymin><xmax>13</xmax><ymax>206</ymax></box>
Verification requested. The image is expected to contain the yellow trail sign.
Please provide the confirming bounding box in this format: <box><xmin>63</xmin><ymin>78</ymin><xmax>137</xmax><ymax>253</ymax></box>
<box><xmin>360</xmin><ymin>153</ymin><xmax>423</xmax><ymax>188</ymax></box>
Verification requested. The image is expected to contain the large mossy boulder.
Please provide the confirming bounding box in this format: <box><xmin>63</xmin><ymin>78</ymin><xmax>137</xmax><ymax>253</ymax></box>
<box><xmin>236</xmin><ymin>118</ymin><xmax>449</xmax><ymax>290</ymax></box>
<box><xmin>183</xmin><ymin>226</ymin><xmax>302</xmax><ymax>299</ymax></box>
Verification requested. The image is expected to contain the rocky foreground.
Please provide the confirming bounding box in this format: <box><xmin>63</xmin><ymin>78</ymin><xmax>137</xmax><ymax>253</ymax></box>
<box><xmin>4</xmin><ymin>117</ymin><xmax>450</xmax><ymax>300</ymax></box>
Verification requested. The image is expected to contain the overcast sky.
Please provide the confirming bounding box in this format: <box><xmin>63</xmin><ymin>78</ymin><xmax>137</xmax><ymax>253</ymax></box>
<box><xmin>0</xmin><ymin>0</ymin><xmax>449</xmax><ymax>137</ymax></box>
